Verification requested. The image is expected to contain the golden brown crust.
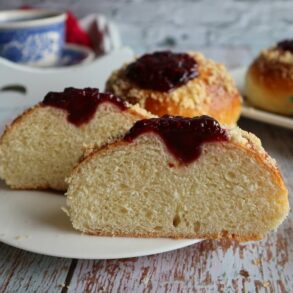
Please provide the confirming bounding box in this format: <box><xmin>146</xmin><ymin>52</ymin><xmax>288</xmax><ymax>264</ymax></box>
<box><xmin>245</xmin><ymin>51</ymin><xmax>293</xmax><ymax>116</ymax></box>
<box><xmin>84</xmin><ymin>229</ymin><xmax>262</xmax><ymax>242</ymax></box>
<box><xmin>106</xmin><ymin>52</ymin><xmax>242</xmax><ymax>126</ymax></box>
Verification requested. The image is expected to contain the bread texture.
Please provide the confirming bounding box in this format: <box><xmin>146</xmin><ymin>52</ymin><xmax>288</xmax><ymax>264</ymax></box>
<box><xmin>245</xmin><ymin>45</ymin><xmax>293</xmax><ymax>116</ymax></box>
<box><xmin>0</xmin><ymin>101</ymin><xmax>152</xmax><ymax>191</ymax></box>
<box><xmin>66</xmin><ymin>120</ymin><xmax>288</xmax><ymax>241</ymax></box>
<box><xmin>106</xmin><ymin>52</ymin><xmax>242</xmax><ymax>126</ymax></box>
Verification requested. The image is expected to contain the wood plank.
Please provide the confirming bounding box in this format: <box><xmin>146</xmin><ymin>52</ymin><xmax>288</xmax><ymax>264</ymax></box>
<box><xmin>67</xmin><ymin>119</ymin><xmax>293</xmax><ymax>292</ymax></box>
<box><xmin>0</xmin><ymin>242</ymin><xmax>72</xmax><ymax>293</ymax></box>
<box><xmin>238</xmin><ymin>119</ymin><xmax>293</xmax><ymax>293</ymax></box>
<box><xmin>68</xmin><ymin>241</ymin><xmax>267</xmax><ymax>292</ymax></box>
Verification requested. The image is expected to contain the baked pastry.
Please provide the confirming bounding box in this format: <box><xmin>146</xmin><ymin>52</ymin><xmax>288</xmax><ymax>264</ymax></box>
<box><xmin>0</xmin><ymin>87</ymin><xmax>152</xmax><ymax>191</ymax></box>
<box><xmin>245</xmin><ymin>40</ymin><xmax>293</xmax><ymax>116</ymax></box>
<box><xmin>66</xmin><ymin>115</ymin><xmax>288</xmax><ymax>241</ymax></box>
<box><xmin>106</xmin><ymin>51</ymin><xmax>242</xmax><ymax>125</ymax></box>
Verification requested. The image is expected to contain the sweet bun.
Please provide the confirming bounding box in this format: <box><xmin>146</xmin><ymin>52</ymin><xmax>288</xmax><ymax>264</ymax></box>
<box><xmin>65</xmin><ymin>116</ymin><xmax>288</xmax><ymax>241</ymax></box>
<box><xmin>0</xmin><ymin>88</ymin><xmax>152</xmax><ymax>191</ymax></box>
<box><xmin>106</xmin><ymin>51</ymin><xmax>242</xmax><ymax>126</ymax></box>
<box><xmin>245</xmin><ymin>40</ymin><xmax>293</xmax><ymax>116</ymax></box>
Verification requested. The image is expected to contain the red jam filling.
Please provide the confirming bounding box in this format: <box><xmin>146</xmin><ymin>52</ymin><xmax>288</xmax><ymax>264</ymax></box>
<box><xmin>124</xmin><ymin>115</ymin><xmax>228</xmax><ymax>164</ymax></box>
<box><xmin>124</xmin><ymin>51</ymin><xmax>199</xmax><ymax>92</ymax></box>
<box><xmin>42</xmin><ymin>87</ymin><xmax>127</xmax><ymax>126</ymax></box>
<box><xmin>277</xmin><ymin>40</ymin><xmax>293</xmax><ymax>53</ymax></box>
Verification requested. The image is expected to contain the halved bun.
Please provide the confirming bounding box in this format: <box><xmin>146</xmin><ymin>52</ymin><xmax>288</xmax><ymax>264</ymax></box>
<box><xmin>66</xmin><ymin>116</ymin><xmax>288</xmax><ymax>241</ymax></box>
<box><xmin>0</xmin><ymin>88</ymin><xmax>152</xmax><ymax>191</ymax></box>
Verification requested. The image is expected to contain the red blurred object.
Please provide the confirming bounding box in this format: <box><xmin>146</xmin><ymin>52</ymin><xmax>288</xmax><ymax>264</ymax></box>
<box><xmin>20</xmin><ymin>5</ymin><xmax>33</xmax><ymax>9</ymax></box>
<box><xmin>66</xmin><ymin>11</ymin><xmax>93</xmax><ymax>49</ymax></box>
<box><xmin>20</xmin><ymin>7</ymin><xmax>93</xmax><ymax>49</ymax></box>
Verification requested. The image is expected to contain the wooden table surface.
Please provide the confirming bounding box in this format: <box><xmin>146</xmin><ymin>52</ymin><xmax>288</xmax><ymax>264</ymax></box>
<box><xmin>0</xmin><ymin>117</ymin><xmax>292</xmax><ymax>293</ymax></box>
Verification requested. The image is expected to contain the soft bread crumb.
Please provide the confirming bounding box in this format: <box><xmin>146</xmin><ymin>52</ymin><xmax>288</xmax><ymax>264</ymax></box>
<box><xmin>65</xmin><ymin>126</ymin><xmax>288</xmax><ymax>241</ymax></box>
<box><xmin>0</xmin><ymin>102</ymin><xmax>151</xmax><ymax>191</ymax></box>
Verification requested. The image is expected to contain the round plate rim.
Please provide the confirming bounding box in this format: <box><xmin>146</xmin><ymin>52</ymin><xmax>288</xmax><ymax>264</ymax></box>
<box><xmin>0</xmin><ymin>189</ymin><xmax>202</xmax><ymax>260</ymax></box>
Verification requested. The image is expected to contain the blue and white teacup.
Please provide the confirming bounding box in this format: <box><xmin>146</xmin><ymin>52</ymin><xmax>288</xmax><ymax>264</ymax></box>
<box><xmin>0</xmin><ymin>10</ymin><xmax>66</xmax><ymax>66</ymax></box>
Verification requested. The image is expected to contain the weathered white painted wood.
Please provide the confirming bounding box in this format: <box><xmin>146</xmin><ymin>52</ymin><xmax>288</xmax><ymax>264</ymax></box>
<box><xmin>0</xmin><ymin>1</ymin><xmax>292</xmax><ymax>291</ymax></box>
<box><xmin>67</xmin><ymin>242</ymin><xmax>264</xmax><ymax>292</ymax></box>
<box><xmin>0</xmin><ymin>242</ymin><xmax>72</xmax><ymax>293</ymax></box>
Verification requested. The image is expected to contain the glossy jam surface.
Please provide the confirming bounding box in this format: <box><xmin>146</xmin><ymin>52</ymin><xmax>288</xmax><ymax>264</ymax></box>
<box><xmin>124</xmin><ymin>51</ymin><xmax>199</xmax><ymax>92</ymax></box>
<box><xmin>277</xmin><ymin>40</ymin><xmax>293</xmax><ymax>53</ymax></box>
<box><xmin>124</xmin><ymin>115</ymin><xmax>228</xmax><ymax>164</ymax></box>
<box><xmin>42</xmin><ymin>88</ymin><xmax>126</xmax><ymax>126</ymax></box>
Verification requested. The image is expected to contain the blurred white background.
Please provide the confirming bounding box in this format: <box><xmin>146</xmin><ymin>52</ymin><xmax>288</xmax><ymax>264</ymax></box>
<box><xmin>1</xmin><ymin>0</ymin><xmax>293</xmax><ymax>68</ymax></box>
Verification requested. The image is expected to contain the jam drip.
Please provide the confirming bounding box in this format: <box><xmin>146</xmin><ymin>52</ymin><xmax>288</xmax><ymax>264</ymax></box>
<box><xmin>277</xmin><ymin>40</ymin><xmax>293</xmax><ymax>53</ymax></box>
<box><xmin>42</xmin><ymin>87</ymin><xmax>126</xmax><ymax>126</ymax></box>
<box><xmin>124</xmin><ymin>115</ymin><xmax>228</xmax><ymax>164</ymax></box>
<box><xmin>124</xmin><ymin>51</ymin><xmax>199</xmax><ymax>92</ymax></box>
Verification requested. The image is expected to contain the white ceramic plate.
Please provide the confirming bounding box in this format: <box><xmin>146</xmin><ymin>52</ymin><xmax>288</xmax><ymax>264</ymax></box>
<box><xmin>0</xmin><ymin>48</ymin><xmax>201</xmax><ymax>259</ymax></box>
<box><xmin>0</xmin><ymin>183</ymin><xmax>200</xmax><ymax>259</ymax></box>
<box><xmin>231</xmin><ymin>67</ymin><xmax>293</xmax><ymax>130</ymax></box>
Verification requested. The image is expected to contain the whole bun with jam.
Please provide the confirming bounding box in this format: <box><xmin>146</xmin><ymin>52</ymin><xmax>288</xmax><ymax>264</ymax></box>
<box><xmin>106</xmin><ymin>51</ymin><xmax>242</xmax><ymax>126</ymax></box>
<box><xmin>245</xmin><ymin>40</ymin><xmax>293</xmax><ymax>116</ymax></box>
